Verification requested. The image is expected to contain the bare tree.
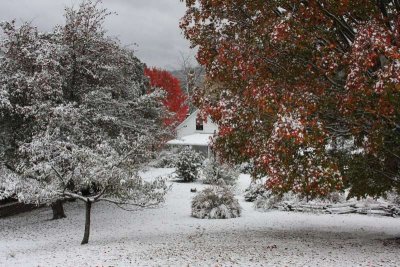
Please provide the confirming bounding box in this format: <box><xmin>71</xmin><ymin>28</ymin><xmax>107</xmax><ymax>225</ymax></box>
<box><xmin>178</xmin><ymin>52</ymin><xmax>205</xmax><ymax>113</ymax></box>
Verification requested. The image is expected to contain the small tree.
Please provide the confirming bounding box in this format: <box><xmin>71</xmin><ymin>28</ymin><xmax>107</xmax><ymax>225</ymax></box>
<box><xmin>175</xmin><ymin>147</ymin><xmax>204</xmax><ymax>182</ymax></box>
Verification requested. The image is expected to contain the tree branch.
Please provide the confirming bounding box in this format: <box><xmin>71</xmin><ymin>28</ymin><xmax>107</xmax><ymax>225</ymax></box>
<box><xmin>316</xmin><ymin>1</ymin><xmax>356</xmax><ymax>43</ymax></box>
<box><xmin>61</xmin><ymin>191</ymin><xmax>89</xmax><ymax>202</ymax></box>
<box><xmin>51</xmin><ymin>165</ymin><xmax>66</xmax><ymax>188</ymax></box>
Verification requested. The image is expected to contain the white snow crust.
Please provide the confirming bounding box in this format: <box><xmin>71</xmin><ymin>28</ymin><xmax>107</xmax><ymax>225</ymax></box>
<box><xmin>1</xmin><ymin>169</ymin><xmax>399</xmax><ymax>266</ymax></box>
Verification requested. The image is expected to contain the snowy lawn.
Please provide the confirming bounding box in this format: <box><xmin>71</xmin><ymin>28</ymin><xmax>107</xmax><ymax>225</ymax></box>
<box><xmin>1</xmin><ymin>168</ymin><xmax>400</xmax><ymax>267</ymax></box>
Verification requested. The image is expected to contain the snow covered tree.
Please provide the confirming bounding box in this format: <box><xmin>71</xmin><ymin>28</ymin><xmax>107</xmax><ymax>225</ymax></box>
<box><xmin>0</xmin><ymin>0</ymin><xmax>170</xmax><ymax>244</ymax></box>
<box><xmin>0</xmin><ymin>20</ymin><xmax>66</xmax><ymax>218</ymax></box>
<box><xmin>175</xmin><ymin>147</ymin><xmax>204</xmax><ymax>182</ymax></box>
<box><xmin>201</xmin><ymin>157</ymin><xmax>239</xmax><ymax>186</ymax></box>
<box><xmin>181</xmin><ymin>0</ymin><xmax>400</xmax><ymax>199</ymax></box>
<box><xmin>145</xmin><ymin>67</ymin><xmax>189</xmax><ymax>126</ymax></box>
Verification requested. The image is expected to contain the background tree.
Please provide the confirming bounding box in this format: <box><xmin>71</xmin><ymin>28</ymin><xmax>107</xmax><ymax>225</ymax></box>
<box><xmin>180</xmin><ymin>0</ymin><xmax>400</xmax><ymax>199</ymax></box>
<box><xmin>145</xmin><ymin>67</ymin><xmax>189</xmax><ymax>126</ymax></box>
<box><xmin>0</xmin><ymin>0</ymin><xmax>170</xmax><ymax>244</ymax></box>
<box><xmin>179</xmin><ymin>53</ymin><xmax>205</xmax><ymax>113</ymax></box>
<box><xmin>170</xmin><ymin>53</ymin><xmax>205</xmax><ymax>113</ymax></box>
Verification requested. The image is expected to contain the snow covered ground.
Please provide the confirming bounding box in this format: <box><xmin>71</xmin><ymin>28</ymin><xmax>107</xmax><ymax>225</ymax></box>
<box><xmin>1</xmin><ymin>168</ymin><xmax>399</xmax><ymax>267</ymax></box>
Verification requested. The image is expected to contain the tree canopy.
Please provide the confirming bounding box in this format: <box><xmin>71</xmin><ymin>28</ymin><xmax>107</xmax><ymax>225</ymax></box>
<box><xmin>145</xmin><ymin>67</ymin><xmax>189</xmax><ymax>126</ymax></box>
<box><xmin>180</xmin><ymin>0</ymin><xmax>400</xmax><ymax>199</ymax></box>
<box><xmin>0</xmin><ymin>0</ymin><xmax>170</xmax><ymax>244</ymax></box>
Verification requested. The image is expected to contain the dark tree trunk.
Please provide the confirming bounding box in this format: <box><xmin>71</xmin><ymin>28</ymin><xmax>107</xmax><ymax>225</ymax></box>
<box><xmin>81</xmin><ymin>201</ymin><xmax>92</xmax><ymax>245</ymax></box>
<box><xmin>51</xmin><ymin>200</ymin><xmax>66</xmax><ymax>220</ymax></box>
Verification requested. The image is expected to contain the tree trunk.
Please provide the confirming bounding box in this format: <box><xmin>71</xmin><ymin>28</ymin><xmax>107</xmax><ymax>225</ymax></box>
<box><xmin>51</xmin><ymin>200</ymin><xmax>66</xmax><ymax>220</ymax></box>
<box><xmin>81</xmin><ymin>201</ymin><xmax>92</xmax><ymax>245</ymax></box>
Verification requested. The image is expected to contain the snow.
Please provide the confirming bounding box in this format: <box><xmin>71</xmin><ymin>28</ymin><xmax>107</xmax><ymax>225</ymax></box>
<box><xmin>1</xmin><ymin>169</ymin><xmax>400</xmax><ymax>266</ymax></box>
<box><xmin>167</xmin><ymin>133</ymin><xmax>213</xmax><ymax>146</ymax></box>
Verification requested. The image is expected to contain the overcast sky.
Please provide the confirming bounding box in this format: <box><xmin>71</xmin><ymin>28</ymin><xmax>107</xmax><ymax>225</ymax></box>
<box><xmin>0</xmin><ymin>0</ymin><xmax>195</xmax><ymax>70</ymax></box>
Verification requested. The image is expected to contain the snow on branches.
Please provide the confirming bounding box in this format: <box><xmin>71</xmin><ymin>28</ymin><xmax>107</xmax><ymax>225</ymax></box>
<box><xmin>0</xmin><ymin>0</ymin><xmax>171</xmax><ymax>244</ymax></box>
<box><xmin>181</xmin><ymin>0</ymin><xmax>400</xmax><ymax>199</ymax></box>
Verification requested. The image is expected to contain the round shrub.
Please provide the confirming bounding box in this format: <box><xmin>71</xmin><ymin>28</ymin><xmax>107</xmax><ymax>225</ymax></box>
<box><xmin>151</xmin><ymin>147</ymin><xmax>181</xmax><ymax>168</ymax></box>
<box><xmin>244</xmin><ymin>183</ymin><xmax>268</xmax><ymax>202</ymax></box>
<box><xmin>175</xmin><ymin>147</ymin><xmax>204</xmax><ymax>182</ymax></box>
<box><xmin>254</xmin><ymin>192</ymin><xmax>281</xmax><ymax>211</ymax></box>
<box><xmin>201</xmin><ymin>158</ymin><xmax>240</xmax><ymax>186</ymax></box>
<box><xmin>191</xmin><ymin>186</ymin><xmax>241</xmax><ymax>219</ymax></box>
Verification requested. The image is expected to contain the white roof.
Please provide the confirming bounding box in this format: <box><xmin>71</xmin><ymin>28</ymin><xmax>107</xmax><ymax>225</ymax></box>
<box><xmin>167</xmin><ymin>133</ymin><xmax>213</xmax><ymax>146</ymax></box>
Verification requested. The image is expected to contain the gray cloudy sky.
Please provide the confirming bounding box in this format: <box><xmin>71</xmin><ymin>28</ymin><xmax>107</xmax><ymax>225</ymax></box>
<box><xmin>0</xmin><ymin>0</ymin><xmax>195</xmax><ymax>69</ymax></box>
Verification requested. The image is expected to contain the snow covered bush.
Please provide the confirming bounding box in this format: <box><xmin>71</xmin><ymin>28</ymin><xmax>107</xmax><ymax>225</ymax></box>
<box><xmin>385</xmin><ymin>191</ymin><xmax>400</xmax><ymax>205</ymax></box>
<box><xmin>254</xmin><ymin>192</ymin><xmax>283</xmax><ymax>211</ymax></box>
<box><xmin>175</xmin><ymin>147</ymin><xmax>204</xmax><ymax>182</ymax></box>
<box><xmin>245</xmin><ymin>183</ymin><xmax>288</xmax><ymax>211</ymax></box>
<box><xmin>191</xmin><ymin>185</ymin><xmax>241</xmax><ymax>219</ymax></box>
<box><xmin>238</xmin><ymin>161</ymin><xmax>255</xmax><ymax>175</ymax></box>
<box><xmin>244</xmin><ymin>183</ymin><xmax>268</xmax><ymax>202</ymax></box>
<box><xmin>201</xmin><ymin>157</ymin><xmax>239</xmax><ymax>186</ymax></box>
<box><xmin>151</xmin><ymin>147</ymin><xmax>181</xmax><ymax>168</ymax></box>
<box><xmin>326</xmin><ymin>192</ymin><xmax>346</xmax><ymax>204</ymax></box>
<box><xmin>254</xmin><ymin>190</ymin><xmax>306</xmax><ymax>211</ymax></box>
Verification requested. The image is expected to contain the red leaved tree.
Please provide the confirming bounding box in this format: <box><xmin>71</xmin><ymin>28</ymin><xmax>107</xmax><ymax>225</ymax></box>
<box><xmin>145</xmin><ymin>67</ymin><xmax>189</xmax><ymax>126</ymax></box>
<box><xmin>181</xmin><ymin>0</ymin><xmax>400</xmax><ymax>200</ymax></box>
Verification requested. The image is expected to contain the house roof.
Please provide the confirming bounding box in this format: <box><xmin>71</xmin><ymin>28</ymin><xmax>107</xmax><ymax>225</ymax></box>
<box><xmin>175</xmin><ymin>109</ymin><xmax>199</xmax><ymax>131</ymax></box>
<box><xmin>176</xmin><ymin>109</ymin><xmax>217</xmax><ymax>132</ymax></box>
<box><xmin>167</xmin><ymin>133</ymin><xmax>213</xmax><ymax>146</ymax></box>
